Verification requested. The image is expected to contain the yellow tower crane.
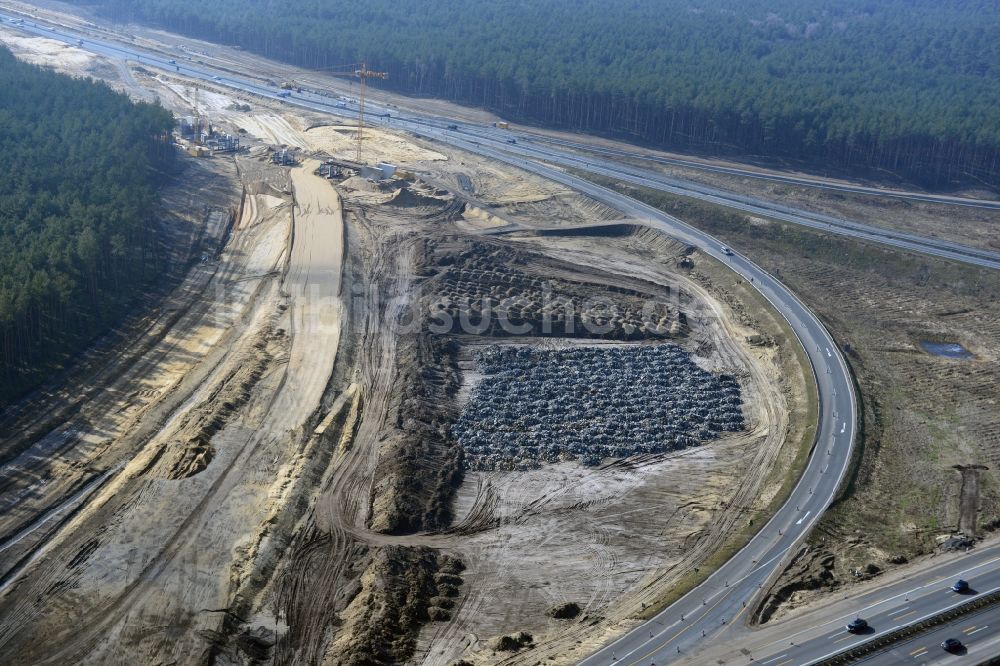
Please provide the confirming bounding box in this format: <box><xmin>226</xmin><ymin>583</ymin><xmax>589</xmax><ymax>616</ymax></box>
<box><xmin>316</xmin><ymin>62</ymin><xmax>388</xmax><ymax>164</ymax></box>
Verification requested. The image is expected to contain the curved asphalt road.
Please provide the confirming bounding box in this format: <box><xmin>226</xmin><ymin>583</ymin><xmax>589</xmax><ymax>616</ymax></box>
<box><xmin>689</xmin><ymin>540</ymin><xmax>1000</xmax><ymax>665</ymax></box>
<box><xmin>6</xmin><ymin>10</ymin><xmax>1000</xmax><ymax>273</ymax></box>
<box><xmin>516</xmin><ymin>133</ymin><xmax>1000</xmax><ymax>211</ymax></box>
<box><xmin>470</xmin><ymin>148</ymin><xmax>859</xmax><ymax>665</ymax></box>
<box><xmin>0</xmin><ymin>11</ymin><xmax>991</xmax><ymax>665</ymax></box>
<box><xmin>472</xmin><ymin>140</ymin><xmax>1000</xmax><ymax>271</ymax></box>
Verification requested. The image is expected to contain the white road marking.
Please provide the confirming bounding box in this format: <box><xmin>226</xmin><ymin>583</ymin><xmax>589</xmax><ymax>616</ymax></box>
<box><xmin>968</xmin><ymin>625</ymin><xmax>988</xmax><ymax>635</ymax></box>
<box><xmin>840</xmin><ymin>423</ymin><xmax>846</xmax><ymax>434</ymax></box>
<box><xmin>826</xmin><ymin>347</ymin><xmax>832</xmax><ymax>357</ymax></box>
<box><xmin>801</xmin><ymin>583</ymin><xmax>1000</xmax><ymax>665</ymax></box>
<box><xmin>744</xmin><ymin>539</ymin><xmax>1000</xmax><ymax>656</ymax></box>
<box><xmin>796</xmin><ymin>511</ymin><xmax>812</xmax><ymax>525</ymax></box>
<box><xmin>761</xmin><ymin>654</ymin><xmax>789</xmax><ymax>664</ymax></box>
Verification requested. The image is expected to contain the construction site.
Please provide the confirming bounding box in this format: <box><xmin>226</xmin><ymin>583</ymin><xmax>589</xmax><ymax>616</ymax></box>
<box><xmin>11</xmin><ymin>1</ymin><xmax>1000</xmax><ymax>664</ymax></box>
<box><xmin>0</xmin><ymin>15</ymin><xmax>824</xmax><ymax>665</ymax></box>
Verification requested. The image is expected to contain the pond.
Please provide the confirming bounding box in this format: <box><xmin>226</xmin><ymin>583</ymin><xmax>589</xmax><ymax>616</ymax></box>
<box><xmin>920</xmin><ymin>341</ymin><xmax>973</xmax><ymax>360</ymax></box>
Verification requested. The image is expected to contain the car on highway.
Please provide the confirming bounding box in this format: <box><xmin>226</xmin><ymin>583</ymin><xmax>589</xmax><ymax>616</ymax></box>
<box><xmin>721</xmin><ymin>246</ymin><xmax>735</xmax><ymax>256</ymax></box>
<box><xmin>951</xmin><ymin>579</ymin><xmax>970</xmax><ymax>593</ymax></box>
<box><xmin>941</xmin><ymin>637</ymin><xmax>964</xmax><ymax>652</ymax></box>
<box><xmin>447</xmin><ymin>124</ymin><xmax>458</xmax><ymax>130</ymax></box>
<box><xmin>506</xmin><ymin>138</ymin><xmax>517</xmax><ymax>144</ymax></box>
<box><xmin>846</xmin><ymin>617</ymin><xmax>868</xmax><ymax>633</ymax></box>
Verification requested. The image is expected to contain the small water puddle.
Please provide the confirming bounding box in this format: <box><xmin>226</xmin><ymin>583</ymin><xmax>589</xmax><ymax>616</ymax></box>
<box><xmin>920</xmin><ymin>341</ymin><xmax>973</xmax><ymax>359</ymax></box>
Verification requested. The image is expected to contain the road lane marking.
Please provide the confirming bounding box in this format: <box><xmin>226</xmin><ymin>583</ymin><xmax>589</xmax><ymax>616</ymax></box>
<box><xmin>968</xmin><ymin>625</ymin><xmax>988</xmax><ymax>635</ymax></box>
<box><xmin>618</xmin><ymin>543</ymin><xmax>805</xmax><ymax>663</ymax></box>
<box><xmin>840</xmin><ymin>423</ymin><xmax>846</xmax><ymax>434</ymax></box>
<box><xmin>799</xmin><ymin>583</ymin><xmax>1000</xmax><ymax>666</ymax></box>
<box><xmin>755</xmin><ymin>550</ymin><xmax>1000</xmax><ymax>653</ymax></box>
<box><xmin>66</xmin><ymin>19</ymin><xmax>991</xmax><ymax>665</ymax></box>
<box><xmin>832</xmin><ymin>634</ymin><xmax>856</xmax><ymax>643</ymax></box>
<box><xmin>826</xmin><ymin>347</ymin><xmax>832</xmax><ymax>357</ymax></box>
<box><xmin>796</xmin><ymin>511</ymin><xmax>812</xmax><ymax>525</ymax></box>
<box><xmin>761</xmin><ymin>654</ymin><xmax>788</xmax><ymax>664</ymax></box>
<box><xmin>776</xmin><ymin>660</ymin><xmax>793</xmax><ymax>666</ymax></box>
<box><xmin>624</xmin><ymin>585</ymin><xmax>738</xmax><ymax>665</ymax></box>
<box><xmin>911</xmin><ymin>647</ymin><xmax>928</xmax><ymax>657</ymax></box>
<box><xmin>731</xmin><ymin>599</ymin><xmax>751</xmax><ymax>624</ymax></box>
<box><xmin>891</xmin><ymin>610</ymin><xmax>916</xmax><ymax>621</ymax></box>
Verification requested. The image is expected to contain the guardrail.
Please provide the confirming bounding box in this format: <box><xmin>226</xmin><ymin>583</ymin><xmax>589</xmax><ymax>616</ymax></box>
<box><xmin>812</xmin><ymin>587</ymin><xmax>1000</xmax><ymax>665</ymax></box>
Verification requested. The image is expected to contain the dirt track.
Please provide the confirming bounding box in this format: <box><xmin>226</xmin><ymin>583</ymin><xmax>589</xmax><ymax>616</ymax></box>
<box><xmin>0</xmin><ymin>149</ymin><xmax>348</xmax><ymax>662</ymax></box>
<box><xmin>281</xmin><ymin>160</ymin><xmax>345</xmax><ymax>428</ymax></box>
<box><xmin>0</xmin><ymin>20</ymin><xmax>812</xmax><ymax>666</ymax></box>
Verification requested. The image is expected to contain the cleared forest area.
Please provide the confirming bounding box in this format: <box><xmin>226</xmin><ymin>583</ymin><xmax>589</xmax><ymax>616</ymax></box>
<box><xmin>0</xmin><ymin>30</ymin><xmax>813</xmax><ymax>664</ymax></box>
<box><xmin>64</xmin><ymin>0</ymin><xmax>1000</xmax><ymax>187</ymax></box>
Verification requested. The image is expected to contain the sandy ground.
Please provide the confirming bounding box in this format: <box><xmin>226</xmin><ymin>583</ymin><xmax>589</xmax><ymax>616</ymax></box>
<box><xmin>0</xmin><ymin>15</ymin><xmax>812</xmax><ymax>666</ymax></box>
<box><xmin>0</xmin><ymin>29</ymin><xmax>94</xmax><ymax>70</ymax></box>
<box><xmin>0</xmin><ymin>147</ymin><xmax>347</xmax><ymax>663</ymax></box>
<box><xmin>2</xmin><ymin>4</ymin><xmax>996</xmax><ymax>663</ymax></box>
<box><xmin>0</xmin><ymin>171</ymin><xmax>287</xmax><ymax>659</ymax></box>
<box><xmin>282</xmin><ymin>159</ymin><xmax>345</xmax><ymax>427</ymax></box>
<box><xmin>402</xmin><ymin>229</ymin><xmax>807</xmax><ymax>664</ymax></box>
<box><xmin>594</xmin><ymin>176</ymin><xmax>1000</xmax><ymax>634</ymax></box>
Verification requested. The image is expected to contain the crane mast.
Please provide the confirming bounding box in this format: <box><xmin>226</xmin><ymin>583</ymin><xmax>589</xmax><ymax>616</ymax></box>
<box><xmin>353</xmin><ymin>64</ymin><xmax>388</xmax><ymax>164</ymax></box>
<box><xmin>309</xmin><ymin>62</ymin><xmax>388</xmax><ymax>164</ymax></box>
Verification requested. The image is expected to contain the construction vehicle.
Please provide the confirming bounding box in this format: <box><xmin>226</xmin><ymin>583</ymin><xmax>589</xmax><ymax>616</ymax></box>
<box><xmin>495</xmin><ymin>121</ymin><xmax>509</xmax><ymax>129</ymax></box>
<box><xmin>280</xmin><ymin>81</ymin><xmax>296</xmax><ymax>90</ymax></box>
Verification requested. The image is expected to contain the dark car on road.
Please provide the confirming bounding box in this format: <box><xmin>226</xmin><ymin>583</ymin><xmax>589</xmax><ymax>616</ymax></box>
<box><xmin>846</xmin><ymin>618</ymin><xmax>868</xmax><ymax>633</ymax></box>
<box><xmin>952</xmin><ymin>579</ymin><xmax>970</xmax><ymax>593</ymax></box>
<box><xmin>941</xmin><ymin>638</ymin><xmax>963</xmax><ymax>652</ymax></box>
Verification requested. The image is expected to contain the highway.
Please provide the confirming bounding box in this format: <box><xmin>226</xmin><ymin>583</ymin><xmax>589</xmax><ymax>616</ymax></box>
<box><xmin>1</xmin><ymin>10</ymin><xmax>996</xmax><ymax>665</ymax></box>
<box><xmin>683</xmin><ymin>540</ymin><xmax>1000</xmax><ymax>665</ymax></box>
<box><xmin>511</xmin><ymin>132</ymin><xmax>1000</xmax><ymax>211</ymax></box>
<box><xmin>467</xmin><ymin>146</ymin><xmax>858</xmax><ymax>665</ymax></box>
<box><xmin>484</xmin><ymin>143</ymin><xmax>1000</xmax><ymax>271</ymax></box>
<box><xmin>863</xmin><ymin>602</ymin><xmax>1000</xmax><ymax>665</ymax></box>
<box><xmin>5</xmin><ymin>9</ymin><xmax>1000</xmax><ymax>275</ymax></box>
